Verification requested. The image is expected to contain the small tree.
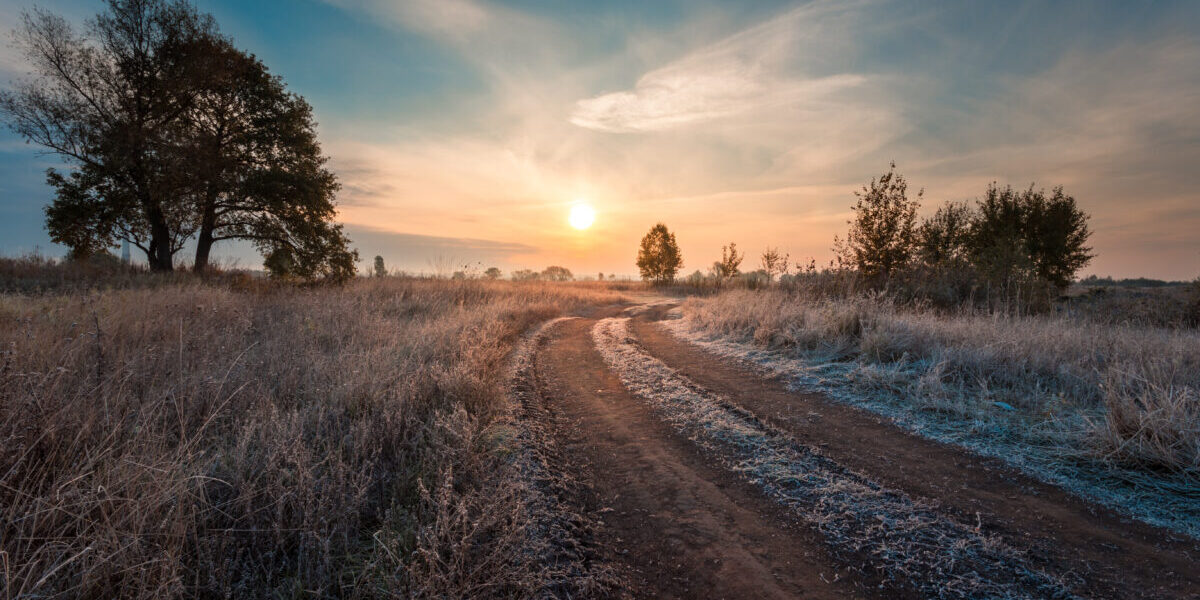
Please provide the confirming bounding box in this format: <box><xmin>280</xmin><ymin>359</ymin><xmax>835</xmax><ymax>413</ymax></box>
<box><xmin>636</xmin><ymin>223</ymin><xmax>683</xmax><ymax>285</ymax></box>
<box><xmin>837</xmin><ymin>163</ymin><xmax>921</xmax><ymax>281</ymax></box>
<box><xmin>1023</xmin><ymin>187</ymin><xmax>1093</xmax><ymax>290</ymax></box>
<box><xmin>373</xmin><ymin>255</ymin><xmax>387</xmax><ymax>277</ymax></box>
<box><xmin>967</xmin><ymin>184</ymin><xmax>1092</xmax><ymax>294</ymax></box>
<box><xmin>715</xmin><ymin>242</ymin><xmax>744</xmax><ymax>278</ymax></box>
<box><xmin>484</xmin><ymin>267</ymin><xmax>502</xmax><ymax>280</ymax></box>
<box><xmin>760</xmin><ymin>247</ymin><xmax>789</xmax><ymax>284</ymax></box>
<box><xmin>918</xmin><ymin>201</ymin><xmax>973</xmax><ymax>267</ymax></box>
<box><xmin>541</xmin><ymin>265</ymin><xmax>573</xmax><ymax>282</ymax></box>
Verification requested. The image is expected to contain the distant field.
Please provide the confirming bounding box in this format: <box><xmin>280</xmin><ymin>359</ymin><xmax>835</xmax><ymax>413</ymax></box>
<box><xmin>0</xmin><ymin>273</ymin><xmax>622</xmax><ymax>597</ymax></box>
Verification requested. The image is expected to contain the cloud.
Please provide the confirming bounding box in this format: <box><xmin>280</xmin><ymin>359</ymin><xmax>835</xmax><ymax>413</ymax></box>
<box><xmin>571</xmin><ymin>70</ymin><xmax>866</xmax><ymax>133</ymax></box>
<box><xmin>569</xmin><ymin>2</ymin><xmax>872</xmax><ymax>133</ymax></box>
<box><xmin>319</xmin><ymin>0</ymin><xmax>566</xmax><ymax>72</ymax></box>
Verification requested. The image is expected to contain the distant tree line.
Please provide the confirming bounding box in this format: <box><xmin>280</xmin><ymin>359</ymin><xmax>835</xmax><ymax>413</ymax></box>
<box><xmin>637</xmin><ymin>163</ymin><xmax>1095</xmax><ymax>311</ymax></box>
<box><xmin>0</xmin><ymin>0</ymin><xmax>356</xmax><ymax>281</ymax></box>
<box><xmin>357</xmin><ymin>263</ymin><xmax>610</xmax><ymax>283</ymax></box>
<box><xmin>511</xmin><ymin>266</ymin><xmax>574</xmax><ymax>282</ymax></box>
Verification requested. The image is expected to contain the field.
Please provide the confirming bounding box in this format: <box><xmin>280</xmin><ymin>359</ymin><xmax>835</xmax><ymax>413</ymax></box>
<box><xmin>671</xmin><ymin>287</ymin><xmax>1200</xmax><ymax>536</ymax></box>
<box><xmin>1</xmin><ymin>262</ymin><xmax>1197</xmax><ymax>599</ymax></box>
<box><xmin>0</xmin><ymin>272</ymin><xmax>623</xmax><ymax>597</ymax></box>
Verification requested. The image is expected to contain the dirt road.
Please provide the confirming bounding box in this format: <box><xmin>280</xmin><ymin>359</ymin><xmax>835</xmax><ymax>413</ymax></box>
<box><xmin>519</xmin><ymin>303</ymin><xmax>1198</xmax><ymax>599</ymax></box>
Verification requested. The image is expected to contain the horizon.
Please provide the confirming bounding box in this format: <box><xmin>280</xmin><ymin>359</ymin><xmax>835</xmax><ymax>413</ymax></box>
<box><xmin>2</xmin><ymin>0</ymin><xmax>1198</xmax><ymax>280</ymax></box>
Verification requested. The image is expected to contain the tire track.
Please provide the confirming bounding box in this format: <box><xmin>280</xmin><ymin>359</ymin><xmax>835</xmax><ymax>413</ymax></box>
<box><xmin>531</xmin><ymin>312</ymin><xmax>865</xmax><ymax>599</ymax></box>
<box><xmin>592</xmin><ymin>316</ymin><xmax>1075</xmax><ymax>599</ymax></box>
<box><xmin>631</xmin><ymin>306</ymin><xmax>1199</xmax><ymax>600</ymax></box>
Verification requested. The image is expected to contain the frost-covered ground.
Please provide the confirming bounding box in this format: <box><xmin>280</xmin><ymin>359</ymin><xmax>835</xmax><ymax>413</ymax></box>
<box><xmin>592</xmin><ymin>317</ymin><xmax>1074</xmax><ymax>599</ymax></box>
<box><xmin>496</xmin><ymin>317</ymin><xmax>624</xmax><ymax>596</ymax></box>
<box><xmin>661</xmin><ymin>308</ymin><xmax>1200</xmax><ymax>540</ymax></box>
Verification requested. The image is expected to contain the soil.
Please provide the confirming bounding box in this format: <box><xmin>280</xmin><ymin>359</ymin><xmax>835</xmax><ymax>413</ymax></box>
<box><xmin>524</xmin><ymin>303</ymin><xmax>1199</xmax><ymax>599</ymax></box>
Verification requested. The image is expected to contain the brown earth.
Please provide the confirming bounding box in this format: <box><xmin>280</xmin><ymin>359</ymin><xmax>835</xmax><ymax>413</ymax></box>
<box><xmin>524</xmin><ymin>303</ymin><xmax>1198</xmax><ymax>599</ymax></box>
<box><xmin>531</xmin><ymin>312</ymin><xmax>873</xmax><ymax>599</ymax></box>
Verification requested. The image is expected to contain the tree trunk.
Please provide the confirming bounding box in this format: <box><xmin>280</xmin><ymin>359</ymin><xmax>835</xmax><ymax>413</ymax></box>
<box><xmin>193</xmin><ymin>228</ymin><xmax>213</xmax><ymax>273</ymax></box>
<box><xmin>147</xmin><ymin>204</ymin><xmax>174</xmax><ymax>272</ymax></box>
<box><xmin>193</xmin><ymin>192</ymin><xmax>217</xmax><ymax>273</ymax></box>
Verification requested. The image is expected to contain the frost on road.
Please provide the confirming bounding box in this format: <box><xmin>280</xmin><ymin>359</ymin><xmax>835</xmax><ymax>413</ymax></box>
<box><xmin>591</xmin><ymin>317</ymin><xmax>1073</xmax><ymax>600</ymax></box>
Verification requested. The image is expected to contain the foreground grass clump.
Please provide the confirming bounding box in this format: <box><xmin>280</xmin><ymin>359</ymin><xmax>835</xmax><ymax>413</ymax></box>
<box><xmin>676</xmin><ymin>288</ymin><xmax>1200</xmax><ymax>535</ymax></box>
<box><xmin>0</xmin><ymin>277</ymin><xmax>621</xmax><ymax>598</ymax></box>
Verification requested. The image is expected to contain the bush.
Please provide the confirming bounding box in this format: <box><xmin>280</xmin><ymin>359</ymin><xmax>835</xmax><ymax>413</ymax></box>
<box><xmin>1188</xmin><ymin>278</ymin><xmax>1200</xmax><ymax>327</ymax></box>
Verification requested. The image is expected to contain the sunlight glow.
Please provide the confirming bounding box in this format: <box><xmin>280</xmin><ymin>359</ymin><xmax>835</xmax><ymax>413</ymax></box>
<box><xmin>568</xmin><ymin>203</ymin><xmax>596</xmax><ymax>230</ymax></box>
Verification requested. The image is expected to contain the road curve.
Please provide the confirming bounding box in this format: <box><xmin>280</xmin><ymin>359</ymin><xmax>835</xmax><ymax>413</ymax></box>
<box><xmin>519</xmin><ymin>303</ymin><xmax>1197</xmax><ymax>599</ymax></box>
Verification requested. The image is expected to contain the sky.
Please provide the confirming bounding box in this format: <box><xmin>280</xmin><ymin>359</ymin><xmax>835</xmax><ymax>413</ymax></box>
<box><xmin>1</xmin><ymin>0</ymin><xmax>1198</xmax><ymax>279</ymax></box>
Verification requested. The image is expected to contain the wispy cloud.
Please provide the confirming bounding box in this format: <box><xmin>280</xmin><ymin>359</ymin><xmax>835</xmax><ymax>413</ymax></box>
<box><xmin>570</xmin><ymin>2</ymin><xmax>872</xmax><ymax>133</ymax></box>
<box><xmin>571</xmin><ymin>70</ymin><xmax>867</xmax><ymax>133</ymax></box>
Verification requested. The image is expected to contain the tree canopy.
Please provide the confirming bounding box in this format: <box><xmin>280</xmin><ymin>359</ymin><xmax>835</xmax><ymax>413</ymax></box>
<box><xmin>714</xmin><ymin>242</ymin><xmax>744</xmax><ymax>278</ymax></box>
<box><xmin>0</xmin><ymin>0</ymin><xmax>356</xmax><ymax>280</ymax></box>
<box><xmin>637</xmin><ymin>223</ymin><xmax>683</xmax><ymax>285</ymax></box>
<box><xmin>540</xmin><ymin>266</ymin><xmax>573</xmax><ymax>282</ymax></box>
<box><xmin>836</xmin><ymin>162</ymin><xmax>921</xmax><ymax>281</ymax></box>
<box><xmin>967</xmin><ymin>184</ymin><xmax>1093</xmax><ymax>291</ymax></box>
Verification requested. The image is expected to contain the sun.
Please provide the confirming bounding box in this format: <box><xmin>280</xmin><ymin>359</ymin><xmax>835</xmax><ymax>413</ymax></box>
<box><xmin>568</xmin><ymin>203</ymin><xmax>595</xmax><ymax>230</ymax></box>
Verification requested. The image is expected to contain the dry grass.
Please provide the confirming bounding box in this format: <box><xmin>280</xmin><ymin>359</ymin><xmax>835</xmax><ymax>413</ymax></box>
<box><xmin>0</xmin><ymin>276</ymin><xmax>623</xmax><ymax>598</ymax></box>
<box><xmin>675</xmin><ymin>288</ymin><xmax>1200</xmax><ymax>537</ymax></box>
<box><xmin>1060</xmin><ymin>283</ymin><xmax>1200</xmax><ymax>329</ymax></box>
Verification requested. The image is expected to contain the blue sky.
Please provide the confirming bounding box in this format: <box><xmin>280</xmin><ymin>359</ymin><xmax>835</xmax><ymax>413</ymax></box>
<box><xmin>2</xmin><ymin>0</ymin><xmax>1198</xmax><ymax>278</ymax></box>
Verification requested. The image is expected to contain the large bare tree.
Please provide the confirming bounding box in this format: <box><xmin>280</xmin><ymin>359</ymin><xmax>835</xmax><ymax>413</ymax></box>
<box><xmin>176</xmin><ymin>38</ymin><xmax>354</xmax><ymax>277</ymax></box>
<box><xmin>3</xmin><ymin>1</ymin><xmax>357</xmax><ymax>280</ymax></box>
<box><xmin>0</xmin><ymin>0</ymin><xmax>216</xmax><ymax>270</ymax></box>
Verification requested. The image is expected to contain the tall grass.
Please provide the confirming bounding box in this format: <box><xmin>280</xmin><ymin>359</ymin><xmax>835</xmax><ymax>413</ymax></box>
<box><xmin>0</xmin><ymin>276</ymin><xmax>621</xmax><ymax>598</ymax></box>
<box><xmin>676</xmin><ymin>289</ymin><xmax>1200</xmax><ymax>535</ymax></box>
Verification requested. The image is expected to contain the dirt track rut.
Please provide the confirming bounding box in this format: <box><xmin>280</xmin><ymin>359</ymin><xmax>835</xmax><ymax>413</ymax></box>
<box><xmin>524</xmin><ymin>304</ymin><xmax>1197</xmax><ymax>599</ymax></box>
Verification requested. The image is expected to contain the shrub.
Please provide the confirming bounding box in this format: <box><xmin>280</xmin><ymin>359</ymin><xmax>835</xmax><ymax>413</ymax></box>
<box><xmin>714</xmin><ymin>242</ymin><xmax>744</xmax><ymax>279</ymax></box>
<box><xmin>511</xmin><ymin>269</ymin><xmax>539</xmax><ymax>282</ymax></box>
